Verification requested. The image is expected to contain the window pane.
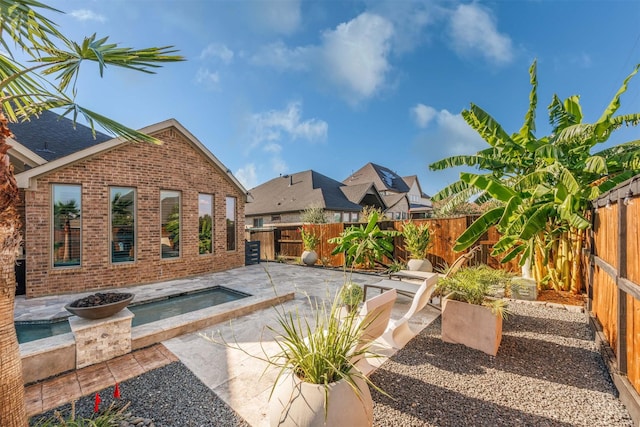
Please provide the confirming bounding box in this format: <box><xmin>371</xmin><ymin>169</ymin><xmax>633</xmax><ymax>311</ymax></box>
<box><xmin>199</xmin><ymin>194</ymin><xmax>213</xmax><ymax>254</ymax></box>
<box><xmin>161</xmin><ymin>190</ymin><xmax>181</xmax><ymax>258</ymax></box>
<box><xmin>53</xmin><ymin>185</ymin><xmax>81</xmax><ymax>267</ymax></box>
<box><xmin>111</xmin><ymin>187</ymin><xmax>135</xmax><ymax>263</ymax></box>
<box><xmin>226</xmin><ymin>196</ymin><xmax>236</xmax><ymax>251</ymax></box>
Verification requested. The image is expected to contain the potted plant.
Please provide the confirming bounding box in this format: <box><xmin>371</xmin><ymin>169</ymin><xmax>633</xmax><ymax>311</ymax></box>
<box><xmin>401</xmin><ymin>220</ymin><xmax>433</xmax><ymax>272</ymax></box>
<box><xmin>436</xmin><ymin>264</ymin><xmax>512</xmax><ymax>356</ymax></box>
<box><xmin>300</xmin><ymin>227</ymin><xmax>320</xmax><ymax>266</ymax></box>
<box><xmin>206</xmin><ymin>287</ymin><xmax>384</xmax><ymax>427</ymax></box>
<box><xmin>340</xmin><ymin>282</ymin><xmax>364</xmax><ymax>313</ymax></box>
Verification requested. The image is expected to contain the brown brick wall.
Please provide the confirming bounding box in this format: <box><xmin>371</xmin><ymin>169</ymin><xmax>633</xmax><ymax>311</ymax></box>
<box><xmin>23</xmin><ymin>126</ymin><xmax>246</xmax><ymax>298</ymax></box>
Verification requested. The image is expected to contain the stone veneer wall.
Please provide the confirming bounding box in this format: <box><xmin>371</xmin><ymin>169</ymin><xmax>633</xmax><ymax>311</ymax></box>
<box><xmin>22</xmin><ymin>126</ymin><xmax>246</xmax><ymax>297</ymax></box>
<box><xmin>69</xmin><ymin>309</ymin><xmax>133</xmax><ymax>369</ymax></box>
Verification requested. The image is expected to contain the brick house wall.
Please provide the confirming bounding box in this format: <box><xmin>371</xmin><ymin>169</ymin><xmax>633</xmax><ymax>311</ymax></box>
<box><xmin>21</xmin><ymin>125</ymin><xmax>246</xmax><ymax>298</ymax></box>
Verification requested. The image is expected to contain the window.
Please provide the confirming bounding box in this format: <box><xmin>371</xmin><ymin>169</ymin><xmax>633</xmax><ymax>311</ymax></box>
<box><xmin>161</xmin><ymin>190</ymin><xmax>181</xmax><ymax>258</ymax></box>
<box><xmin>110</xmin><ymin>187</ymin><xmax>136</xmax><ymax>263</ymax></box>
<box><xmin>333</xmin><ymin>212</ymin><xmax>342</xmax><ymax>222</ymax></box>
<box><xmin>271</xmin><ymin>215</ymin><xmax>281</xmax><ymax>222</ymax></box>
<box><xmin>52</xmin><ymin>184</ymin><xmax>81</xmax><ymax>267</ymax></box>
<box><xmin>226</xmin><ymin>196</ymin><xmax>236</xmax><ymax>251</ymax></box>
<box><xmin>351</xmin><ymin>212</ymin><xmax>359</xmax><ymax>222</ymax></box>
<box><xmin>199</xmin><ymin>194</ymin><xmax>213</xmax><ymax>255</ymax></box>
<box><xmin>253</xmin><ymin>218</ymin><xmax>264</xmax><ymax>228</ymax></box>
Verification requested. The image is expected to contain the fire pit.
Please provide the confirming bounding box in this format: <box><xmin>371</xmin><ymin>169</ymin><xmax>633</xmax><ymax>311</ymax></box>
<box><xmin>65</xmin><ymin>292</ymin><xmax>134</xmax><ymax>320</ymax></box>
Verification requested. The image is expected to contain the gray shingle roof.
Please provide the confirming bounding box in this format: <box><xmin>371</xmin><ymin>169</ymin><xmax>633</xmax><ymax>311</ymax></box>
<box><xmin>344</xmin><ymin>162</ymin><xmax>410</xmax><ymax>193</ymax></box>
<box><xmin>246</xmin><ymin>170</ymin><xmax>369</xmax><ymax>216</ymax></box>
<box><xmin>8</xmin><ymin>110</ymin><xmax>112</xmax><ymax>161</ymax></box>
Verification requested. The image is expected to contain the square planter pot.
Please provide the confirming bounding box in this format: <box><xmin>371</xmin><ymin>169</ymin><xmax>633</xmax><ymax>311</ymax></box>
<box><xmin>441</xmin><ymin>298</ymin><xmax>502</xmax><ymax>356</ymax></box>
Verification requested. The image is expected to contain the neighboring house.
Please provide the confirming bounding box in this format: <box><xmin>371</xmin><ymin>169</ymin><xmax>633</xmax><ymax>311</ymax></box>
<box><xmin>344</xmin><ymin>163</ymin><xmax>432</xmax><ymax>219</ymax></box>
<box><xmin>402</xmin><ymin>175</ymin><xmax>433</xmax><ymax>219</ymax></box>
<box><xmin>245</xmin><ymin>170</ymin><xmax>386</xmax><ymax>226</ymax></box>
<box><xmin>9</xmin><ymin>111</ymin><xmax>248</xmax><ymax>298</ymax></box>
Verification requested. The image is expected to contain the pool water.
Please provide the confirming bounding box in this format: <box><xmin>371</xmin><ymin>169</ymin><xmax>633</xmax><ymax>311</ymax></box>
<box><xmin>15</xmin><ymin>286</ymin><xmax>250</xmax><ymax>344</ymax></box>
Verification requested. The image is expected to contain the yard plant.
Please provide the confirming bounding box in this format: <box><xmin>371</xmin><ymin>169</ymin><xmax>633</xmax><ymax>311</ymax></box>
<box><xmin>401</xmin><ymin>220</ymin><xmax>432</xmax><ymax>260</ymax></box>
<box><xmin>300</xmin><ymin>227</ymin><xmax>320</xmax><ymax>252</ymax></box>
<box><xmin>329</xmin><ymin>212</ymin><xmax>399</xmax><ymax>269</ymax></box>
<box><xmin>430</xmin><ymin>60</ymin><xmax>640</xmax><ymax>293</ymax></box>
<box><xmin>436</xmin><ymin>265</ymin><xmax>513</xmax><ymax>319</ymax></box>
<box><xmin>0</xmin><ymin>1</ymin><xmax>183</xmax><ymax>425</ymax></box>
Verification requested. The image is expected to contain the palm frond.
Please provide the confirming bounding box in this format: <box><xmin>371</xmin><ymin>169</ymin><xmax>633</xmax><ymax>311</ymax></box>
<box><xmin>518</xmin><ymin>59</ymin><xmax>537</xmax><ymax>142</ymax></box>
<box><xmin>0</xmin><ymin>0</ymin><xmax>62</xmax><ymax>58</ymax></box>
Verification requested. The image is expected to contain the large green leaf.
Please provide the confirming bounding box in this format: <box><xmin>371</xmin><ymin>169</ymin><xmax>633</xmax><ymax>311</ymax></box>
<box><xmin>518</xmin><ymin>60</ymin><xmax>537</xmax><ymax>142</ymax></box>
<box><xmin>460</xmin><ymin>172</ymin><xmax>517</xmax><ymax>202</ymax></box>
<box><xmin>595</xmin><ymin>63</ymin><xmax>640</xmax><ymax>138</ymax></box>
<box><xmin>519</xmin><ymin>205</ymin><xmax>553</xmax><ymax>240</ymax></box>
<box><xmin>462</xmin><ymin>104</ymin><xmax>513</xmax><ymax>148</ymax></box>
<box><xmin>583</xmin><ymin>156</ymin><xmax>608</xmax><ymax>174</ymax></box>
<box><xmin>453</xmin><ymin>207</ymin><xmax>504</xmax><ymax>251</ymax></box>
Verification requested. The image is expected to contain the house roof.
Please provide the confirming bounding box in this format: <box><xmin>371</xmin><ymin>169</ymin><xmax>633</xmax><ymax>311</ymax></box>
<box><xmin>339</xmin><ymin>183</ymin><xmax>386</xmax><ymax>208</ymax></box>
<box><xmin>382</xmin><ymin>193</ymin><xmax>408</xmax><ymax>210</ymax></box>
<box><xmin>344</xmin><ymin>162</ymin><xmax>410</xmax><ymax>193</ymax></box>
<box><xmin>13</xmin><ymin>116</ymin><xmax>248</xmax><ymax>200</ymax></box>
<box><xmin>8</xmin><ymin>110</ymin><xmax>113</xmax><ymax>162</ymax></box>
<box><xmin>402</xmin><ymin>175</ymin><xmax>430</xmax><ymax>198</ymax></box>
<box><xmin>246</xmin><ymin>170</ymin><xmax>382</xmax><ymax>216</ymax></box>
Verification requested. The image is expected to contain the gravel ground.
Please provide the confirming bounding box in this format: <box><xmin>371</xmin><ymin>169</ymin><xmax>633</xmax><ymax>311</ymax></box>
<box><xmin>370</xmin><ymin>301</ymin><xmax>633</xmax><ymax>426</ymax></box>
<box><xmin>31</xmin><ymin>302</ymin><xmax>633</xmax><ymax>426</ymax></box>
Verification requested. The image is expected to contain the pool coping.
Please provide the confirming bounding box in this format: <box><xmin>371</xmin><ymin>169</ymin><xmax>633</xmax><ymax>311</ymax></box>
<box><xmin>20</xmin><ymin>289</ymin><xmax>294</xmax><ymax>385</ymax></box>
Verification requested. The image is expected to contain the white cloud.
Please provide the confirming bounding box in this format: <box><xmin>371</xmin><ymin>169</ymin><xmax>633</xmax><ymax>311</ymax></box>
<box><xmin>434</xmin><ymin>109</ymin><xmax>486</xmax><ymax>155</ymax></box>
<box><xmin>248</xmin><ymin>102</ymin><xmax>328</xmax><ymax>147</ymax></box>
<box><xmin>195</xmin><ymin>68</ymin><xmax>220</xmax><ymax>88</ymax></box>
<box><xmin>264</xmin><ymin>143</ymin><xmax>282</xmax><ymax>153</ymax></box>
<box><xmin>235</xmin><ymin>163</ymin><xmax>258</xmax><ymax>189</ymax></box>
<box><xmin>321</xmin><ymin>13</ymin><xmax>394</xmax><ymax>103</ymax></box>
<box><xmin>250</xmin><ymin>41</ymin><xmax>311</xmax><ymax>71</ymax></box>
<box><xmin>70</xmin><ymin>9</ymin><xmax>106</xmax><ymax>22</ymax></box>
<box><xmin>252</xmin><ymin>0</ymin><xmax>301</xmax><ymax>35</ymax></box>
<box><xmin>271</xmin><ymin>157</ymin><xmax>288</xmax><ymax>175</ymax></box>
<box><xmin>448</xmin><ymin>4</ymin><xmax>513</xmax><ymax>65</ymax></box>
<box><xmin>250</xmin><ymin>13</ymin><xmax>394</xmax><ymax>104</ymax></box>
<box><xmin>200</xmin><ymin>43</ymin><xmax>234</xmax><ymax>64</ymax></box>
<box><xmin>411</xmin><ymin>103</ymin><xmax>437</xmax><ymax>128</ymax></box>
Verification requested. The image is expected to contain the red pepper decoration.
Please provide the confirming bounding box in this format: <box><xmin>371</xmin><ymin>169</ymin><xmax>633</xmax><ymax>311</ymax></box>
<box><xmin>94</xmin><ymin>393</ymin><xmax>101</xmax><ymax>412</ymax></box>
<box><xmin>114</xmin><ymin>383</ymin><xmax>121</xmax><ymax>399</ymax></box>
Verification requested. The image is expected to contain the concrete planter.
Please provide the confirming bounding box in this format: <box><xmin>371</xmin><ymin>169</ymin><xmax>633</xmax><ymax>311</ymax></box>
<box><xmin>441</xmin><ymin>298</ymin><xmax>502</xmax><ymax>356</ymax></box>
<box><xmin>301</xmin><ymin>250</ymin><xmax>318</xmax><ymax>266</ymax></box>
<box><xmin>407</xmin><ymin>258</ymin><xmax>432</xmax><ymax>272</ymax></box>
<box><xmin>269</xmin><ymin>371</ymin><xmax>373</xmax><ymax>427</ymax></box>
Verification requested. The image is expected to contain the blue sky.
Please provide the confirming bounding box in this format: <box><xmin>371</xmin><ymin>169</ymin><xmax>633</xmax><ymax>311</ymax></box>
<box><xmin>35</xmin><ymin>0</ymin><xmax>640</xmax><ymax>196</ymax></box>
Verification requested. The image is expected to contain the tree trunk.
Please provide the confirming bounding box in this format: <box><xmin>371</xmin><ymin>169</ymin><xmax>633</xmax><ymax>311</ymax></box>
<box><xmin>0</xmin><ymin>111</ymin><xmax>27</xmax><ymax>426</ymax></box>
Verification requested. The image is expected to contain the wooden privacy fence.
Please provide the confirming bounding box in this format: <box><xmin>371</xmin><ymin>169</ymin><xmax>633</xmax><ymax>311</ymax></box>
<box><xmin>588</xmin><ymin>176</ymin><xmax>640</xmax><ymax>423</ymax></box>
<box><xmin>245</xmin><ymin>216</ymin><xmax>520</xmax><ymax>273</ymax></box>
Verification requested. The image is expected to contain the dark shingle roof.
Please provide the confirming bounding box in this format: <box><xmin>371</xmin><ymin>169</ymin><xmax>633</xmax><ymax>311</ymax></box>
<box><xmin>8</xmin><ymin>110</ymin><xmax>113</xmax><ymax>161</ymax></box>
<box><xmin>344</xmin><ymin>162</ymin><xmax>410</xmax><ymax>193</ymax></box>
<box><xmin>246</xmin><ymin>170</ymin><xmax>365</xmax><ymax>216</ymax></box>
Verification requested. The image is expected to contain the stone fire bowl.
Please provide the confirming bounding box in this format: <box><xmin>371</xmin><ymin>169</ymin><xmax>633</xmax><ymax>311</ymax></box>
<box><xmin>65</xmin><ymin>293</ymin><xmax>135</xmax><ymax>320</ymax></box>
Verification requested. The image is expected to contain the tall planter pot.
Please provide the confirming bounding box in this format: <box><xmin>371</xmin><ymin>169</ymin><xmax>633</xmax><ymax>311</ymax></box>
<box><xmin>269</xmin><ymin>371</ymin><xmax>373</xmax><ymax>427</ymax></box>
<box><xmin>441</xmin><ymin>298</ymin><xmax>502</xmax><ymax>356</ymax></box>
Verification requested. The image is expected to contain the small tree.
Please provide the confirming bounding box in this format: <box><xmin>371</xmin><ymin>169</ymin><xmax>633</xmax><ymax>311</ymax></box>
<box><xmin>300</xmin><ymin>205</ymin><xmax>327</xmax><ymax>223</ymax></box>
<box><xmin>401</xmin><ymin>221</ymin><xmax>432</xmax><ymax>260</ymax></box>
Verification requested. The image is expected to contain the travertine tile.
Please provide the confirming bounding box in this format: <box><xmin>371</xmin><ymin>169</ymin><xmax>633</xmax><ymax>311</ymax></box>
<box><xmin>24</xmin><ymin>383</ymin><xmax>43</xmax><ymax>417</ymax></box>
<box><xmin>106</xmin><ymin>353</ymin><xmax>145</xmax><ymax>383</ymax></box>
<box><xmin>41</xmin><ymin>372</ymin><xmax>81</xmax><ymax>412</ymax></box>
<box><xmin>77</xmin><ymin>363</ymin><xmax>116</xmax><ymax>396</ymax></box>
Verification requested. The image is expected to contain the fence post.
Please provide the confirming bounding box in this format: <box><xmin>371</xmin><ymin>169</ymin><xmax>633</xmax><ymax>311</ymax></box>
<box><xmin>616</xmin><ymin>193</ymin><xmax>628</xmax><ymax>375</ymax></box>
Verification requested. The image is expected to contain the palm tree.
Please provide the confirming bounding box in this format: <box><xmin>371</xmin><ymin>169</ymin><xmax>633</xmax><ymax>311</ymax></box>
<box><xmin>429</xmin><ymin>61</ymin><xmax>640</xmax><ymax>293</ymax></box>
<box><xmin>0</xmin><ymin>2</ymin><xmax>183</xmax><ymax>425</ymax></box>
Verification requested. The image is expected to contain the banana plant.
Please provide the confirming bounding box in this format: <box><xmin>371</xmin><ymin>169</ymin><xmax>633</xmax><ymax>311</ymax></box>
<box><xmin>430</xmin><ymin>60</ymin><xmax>640</xmax><ymax>293</ymax></box>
